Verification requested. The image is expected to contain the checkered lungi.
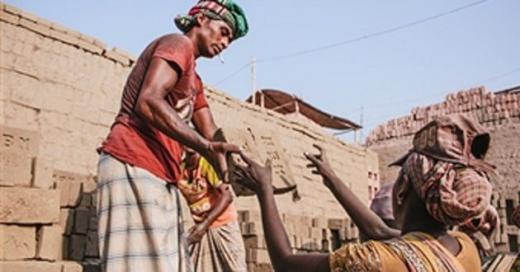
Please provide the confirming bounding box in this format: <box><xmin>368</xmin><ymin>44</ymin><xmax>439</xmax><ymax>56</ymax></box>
<box><xmin>189</xmin><ymin>221</ymin><xmax>247</xmax><ymax>272</ymax></box>
<box><xmin>96</xmin><ymin>153</ymin><xmax>191</xmax><ymax>272</ymax></box>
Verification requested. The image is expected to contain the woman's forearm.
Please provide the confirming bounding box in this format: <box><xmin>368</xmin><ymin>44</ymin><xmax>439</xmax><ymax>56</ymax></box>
<box><xmin>257</xmin><ymin>188</ymin><xmax>292</xmax><ymax>271</ymax></box>
<box><xmin>257</xmin><ymin>189</ymin><xmax>331</xmax><ymax>272</ymax></box>
<box><xmin>327</xmin><ymin>175</ymin><xmax>399</xmax><ymax>240</ymax></box>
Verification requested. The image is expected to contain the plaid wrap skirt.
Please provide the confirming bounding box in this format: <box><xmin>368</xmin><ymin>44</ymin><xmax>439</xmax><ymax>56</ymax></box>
<box><xmin>189</xmin><ymin>220</ymin><xmax>247</xmax><ymax>272</ymax></box>
<box><xmin>96</xmin><ymin>153</ymin><xmax>191</xmax><ymax>272</ymax></box>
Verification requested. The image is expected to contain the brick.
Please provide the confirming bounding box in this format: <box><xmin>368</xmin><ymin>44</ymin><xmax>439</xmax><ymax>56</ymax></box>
<box><xmin>60</xmin><ymin>261</ymin><xmax>83</xmax><ymax>272</ymax></box>
<box><xmin>312</xmin><ymin>217</ymin><xmax>328</xmax><ymax>228</ymax></box>
<box><xmin>62</xmin><ymin>235</ymin><xmax>70</xmax><ymax>260</ymax></box>
<box><xmin>113</xmin><ymin>47</ymin><xmax>135</xmax><ymax>62</ymax></box>
<box><xmin>0</xmin><ymin>125</ymin><xmax>40</xmax><ymax>157</ymax></box>
<box><xmin>322</xmin><ymin>238</ymin><xmax>331</xmax><ymax>252</ymax></box>
<box><xmin>4</xmin><ymin>103</ymin><xmax>41</xmax><ymax>131</ymax></box>
<box><xmin>88</xmin><ymin>209</ymin><xmax>98</xmax><ymax>231</ymax></box>
<box><xmin>54</xmin><ymin>170</ymin><xmax>86</xmax><ymax>207</ymax></box>
<box><xmin>69</xmin><ymin>234</ymin><xmax>86</xmax><ymax>261</ymax></box>
<box><xmin>0</xmin><ymin>9</ymin><xmax>20</xmax><ymax>25</ymax></box>
<box><xmin>35</xmin><ymin>17</ymin><xmax>53</xmax><ymax>28</ymax></box>
<box><xmin>48</xmin><ymin>27</ymin><xmax>80</xmax><ymax>46</ymax></box>
<box><xmin>346</xmin><ymin>226</ymin><xmax>359</xmax><ymax>240</ymax></box>
<box><xmin>36</xmin><ymin>225</ymin><xmax>63</xmax><ymax>260</ymax></box>
<box><xmin>239</xmin><ymin>210</ymin><xmax>261</xmax><ymax>222</ymax></box>
<box><xmin>18</xmin><ymin>9</ymin><xmax>38</xmax><ymax>22</ymax></box>
<box><xmin>85</xmin><ymin>230</ymin><xmax>99</xmax><ymax>258</ymax></box>
<box><xmin>92</xmin><ymin>38</ymin><xmax>107</xmax><ymax>50</ymax></box>
<box><xmin>0</xmin><ymin>261</ymin><xmax>62</xmax><ymax>272</ymax></box>
<box><xmin>59</xmin><ymin>208</ymin><xmax>75</xmax><ymax>235</ymax></box>
<box><xmin>82</xmin><ymin>260</ymin><xmax>102</xmax><ymax>272</ymax></box>
<box><xmin>0</xmin><ymin>151</ymin><xmax>32</xmax><ymax>186</ymax></box>
<box><xmin>76</xmin><ymin>38</ymin><xmax>104</xmax><ymax>54</ymax></box>
<box><xmin>0</xmin><ymin>225</ymin><xmax>36</xmax><ymax>260</ymax></box>
<box><xmin>3</xmin><ymin>4</ymin><xmax>23</xmax><ymax>17</ymax></box>
<box><xmin>300</xmin><ymin>215</ymin><xmax>312</xmax><ymax>226</ymax></box>
<box><xmin>73</xmin><ymin>207</ymin><xmax>90</xmax><ymax>234</ymax></box>
<box><xmin>309</xmin><ymin>227</ymin><xmax>322</xmax><ymax>240</ymax></box>
<box><xmin>0</xmin><ymin>187</ymin><xmax>60</xmax><ymax>224</ymax></box>
<box><xmin>247</xmin><ymin>263</ymin><xmax>273</xmax><ymax>272</ymax></box>
<box><xmin>78</xmin><ymin>193</ymin><xmax>92</xmax><ymax>208</ymax></box>
<box><xmin>293</xmin><ymin>221</ymin><xmax>309</xmax><ymax>237</ymax></box>
<box><xmin>241</xmin><ymin>222</ymin><xmax>263</xmax><ymax>236</ymax></box>
<box><xmin>19</xmin><ymin>17</ymin><xmax>51</xmax><ymax>36</ymax></box>
<box><xmin>103</xmin><ymin>48</ymin><xmax>131</xmax><ymax>66</ymax></box>
<box><xmin>292</xmin><ymin>235</ymin><xmax>301</xmax><ymax>249</ymax></box>
<box><xmin>49</xmin><ymin>22</ymin><xmax>81</xmax><ymax>38</ymax></box>
<box><xmin>246</xmin><ymin>248</ymin><xmax>270</xmax><ymax>263</ymax></box>
<box><xmin>328</xmin><ymin>218</ymin><xmax>345</xmax><ymax>230</ymax></box>
<box><xmin>32</xmin><ymin>157</ymin><xmax>54</xmax><ymax>188</ymax></box>
<box><xmin>243</xmin><ymin>236</ymin><xmax>266</xmax><ymax>249</ymax></box>
<box><xmin>78</xmin><ymin>33</ymin><xmax>96</xmax><ymax>43</ymax></box>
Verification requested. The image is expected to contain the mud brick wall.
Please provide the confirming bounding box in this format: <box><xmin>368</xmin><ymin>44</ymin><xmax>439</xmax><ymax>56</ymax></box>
<box><xmin>1</xmin><ymin>3</ymin><xmax>378</xmax><ymax>270</ymax></box>
<box><xmin>366</xmin><ymin>86</ymin><xmax>520</xmax><ymax>253</ymax></box>
<box><xmin>206</xmin><ymin>88</ymin><xmax>377</xmax><ymax>219</ymax></box>
<box><xmin>238</xmin><ymin>210</ymin><xmax>360</xmax><ymax>272</ymax></box>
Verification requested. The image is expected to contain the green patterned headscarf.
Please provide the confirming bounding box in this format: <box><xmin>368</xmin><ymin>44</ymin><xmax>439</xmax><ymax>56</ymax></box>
<box><xmin>175</xmin><ymin>0</ymin><xmax>249</xmax><ymax>41</ymax></box>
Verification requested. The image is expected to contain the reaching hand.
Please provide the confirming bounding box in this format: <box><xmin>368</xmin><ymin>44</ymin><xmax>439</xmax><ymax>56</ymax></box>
<box><xmin>205</xmin><ymin>141</ymin><xmax>240</xmax><ymax>183</ymax></box>
<box><xmin>304</xmin><ymin>144</ymin><xmax>337</xmax><ymax>187</ymax></box>
<box><xmin>186</xmin><ymin>223</ymin><xmax>208</xmax><ymax>245</ymax></box>
<box><xmin>233</xmin><ymin>151</ymin><xmax>274</xmax><ymax>194</ymax></box>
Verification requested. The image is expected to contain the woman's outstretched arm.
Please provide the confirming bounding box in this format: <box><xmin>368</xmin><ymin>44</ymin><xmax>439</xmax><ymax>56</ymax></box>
<box><xmin>305</xmin><ymin>144</ymin><xmax>400</xmax><ymax>240</ymax></box>
<box><xmin>235</xmin><ymin>153</ymin><xmax>330</xmax><ymax>272</ymax></box>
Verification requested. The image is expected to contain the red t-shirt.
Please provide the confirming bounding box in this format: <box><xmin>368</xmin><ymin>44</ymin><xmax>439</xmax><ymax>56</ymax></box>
<box><xmin>99</xmin><ymin>34</ymin><xmax>209</xmax><ymax>183</ymax></box>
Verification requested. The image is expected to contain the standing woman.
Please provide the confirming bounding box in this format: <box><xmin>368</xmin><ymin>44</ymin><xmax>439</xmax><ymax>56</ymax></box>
<box><xmin>236</xmin><ymin>115</ymin><xmax>496</xmax><ymax>272</ymax></box>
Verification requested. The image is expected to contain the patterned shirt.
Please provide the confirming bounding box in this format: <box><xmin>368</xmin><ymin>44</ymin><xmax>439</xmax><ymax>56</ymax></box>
<box><xmin>178</xmin><ymin>157</ymin><xmax>237</xmax><ymax>228</ymax></box>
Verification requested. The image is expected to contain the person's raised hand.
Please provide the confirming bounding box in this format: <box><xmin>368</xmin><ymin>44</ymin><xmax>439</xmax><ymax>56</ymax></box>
<box><xmin>233</xmin><ymin>151</ymin><xmax>274</xmax><ymax>194</ymax></box>
<box><xmin>304</xmin><ymin>144</ymin><xmax>337</xmax><ymax>187</ymax></box>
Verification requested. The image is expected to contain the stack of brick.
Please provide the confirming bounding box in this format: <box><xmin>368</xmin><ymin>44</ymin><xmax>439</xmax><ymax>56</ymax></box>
<box><xmin>0</xmin><ymin>125</ymin><xmax>101</xmax><ymax>272</ymax></box>
<box><xmin>491</xmin><ymin>191</ymin><xmax>520</xmax><ymax>253</ymax></box>
<box><xmin>366</xmin><ymin>86</ymin><xmax>520</xmax><ymax>144</ymax></box>
<box><xmin>54</xmin><ymin>170</ymin><xmax>101</xmax><ymax>271</ymax></box>
<box><xmin>0</xmin><ymin>126</ymin><xmax>80</xmax><ymax>271</ymax></box>
<box><xmin>238</xmin><ymin>210</ymin><xmax>359</xmax><ymax>272</ymax></box>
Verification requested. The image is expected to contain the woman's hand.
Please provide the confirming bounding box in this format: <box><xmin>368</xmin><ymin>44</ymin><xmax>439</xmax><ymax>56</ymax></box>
<box><xmin>233</xmin><ymin>152</ymin><xmax>274</xmax><ymax>194</ymax></box>
<box><xmin>304</xmin><ymin>144</ymin><xmax>337</xmax><ymax>187</ymax></box>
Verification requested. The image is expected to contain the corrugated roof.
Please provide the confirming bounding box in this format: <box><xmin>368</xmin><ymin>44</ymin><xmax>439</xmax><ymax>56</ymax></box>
<box><xmin>246</xmin><ymin>89</ymin><xmax>361</xmax><ymax>131</ymax></box>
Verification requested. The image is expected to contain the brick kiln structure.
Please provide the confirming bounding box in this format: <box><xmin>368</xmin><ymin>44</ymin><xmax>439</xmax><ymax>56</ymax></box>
<box><xmin>366</xmin><ymin>86</ymin><xmax>520</xmax><ymax>253</ymax></box>
<box><xmin>0</xmin><ymin>3</ymin><xmax>379</xmax><ymax>271</ymax></box>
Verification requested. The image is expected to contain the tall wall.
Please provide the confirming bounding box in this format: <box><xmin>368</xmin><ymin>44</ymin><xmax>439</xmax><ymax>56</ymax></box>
<box><xmin>366</xmin><ymin>86</ymin><xmax>520</xmax><ymax>253</ymax></box>
<box><xmin>0</xmin><ymin>3</ymin><xmax>377</xmax><ymax>271</ymax></box>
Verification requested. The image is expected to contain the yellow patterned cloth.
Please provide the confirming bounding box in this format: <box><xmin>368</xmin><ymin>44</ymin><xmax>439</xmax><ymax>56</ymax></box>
<box><xmin>178</xmin><ymin>157</ymin><xmax>237</xmax><ymax>227</ymax></box>
<box><xmin>330</xmin><ymin>231</ymin><xmax>481</xmax><ymax>272</ymax></box>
